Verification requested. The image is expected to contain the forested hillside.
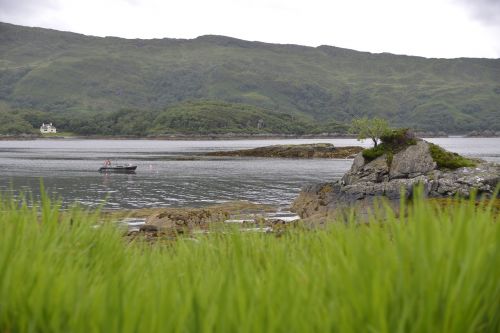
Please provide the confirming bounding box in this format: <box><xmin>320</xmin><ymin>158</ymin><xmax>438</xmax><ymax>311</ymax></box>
<box><xmin>1</xmin><ymin>22</ymin><xmax>499</xmax><ymax>135</ymax></box>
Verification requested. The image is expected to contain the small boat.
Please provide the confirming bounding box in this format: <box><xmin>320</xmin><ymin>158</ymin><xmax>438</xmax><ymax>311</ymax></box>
<box><xmin>98</xmin><ymin>165</ymin><xmax>137</xmax><ymax>173</ymax></box>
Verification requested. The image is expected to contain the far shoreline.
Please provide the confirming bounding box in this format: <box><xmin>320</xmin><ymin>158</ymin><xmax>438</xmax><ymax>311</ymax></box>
<box><xmin>2</xmin><ymin>133</ymin><xmax>497</xmax><ymax>141</ymax></box>
<box><xmin>0</xmin><ymin>134</ymin><xmax>358</xmax><ymax>141</ymax></box>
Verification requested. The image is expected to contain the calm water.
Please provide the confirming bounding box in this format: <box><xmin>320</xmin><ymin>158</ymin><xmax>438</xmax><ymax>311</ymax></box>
<box><xmin>0</xmin><ymin>138</ymin><xmax>499</xmax><ymax>209</ymax></box>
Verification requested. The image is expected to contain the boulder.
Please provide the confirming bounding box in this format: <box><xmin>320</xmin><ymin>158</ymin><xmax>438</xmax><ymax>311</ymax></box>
<box><xmin>291</xmin><ymin>139</ymin><xmax>500</xmax><ymax>219</ymax></box>
<box><xmin>389</xmin><ymin>141</ymin><xmax>436</xmax><ymax>179</ymax></box>
<box><xmin>342</xmin><ymin>154</ymin><xmax>389</xmax><ymax>185</ymax></box>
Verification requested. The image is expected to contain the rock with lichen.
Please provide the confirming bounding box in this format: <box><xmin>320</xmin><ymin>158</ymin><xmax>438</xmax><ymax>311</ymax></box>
<box><xmin>140</xmin><ymin>201</ymin><xmax>279</xmax><ymax>235</ymax></box>
<box><xmin>145</xmin><ymin>208</ymin><xmax>229</xmax><ymax>234</ymax></box>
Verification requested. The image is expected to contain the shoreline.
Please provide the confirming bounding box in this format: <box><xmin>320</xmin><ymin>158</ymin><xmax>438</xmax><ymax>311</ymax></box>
<box><xmin>0</xmin><ymin>134</ymin><xmax>357</xmax><ymax>141</ymax></box>
<box><xmin>100</xmin><ymin>201</ymin><xmax>283</xmax><ymax>224</ymax></box>
<box><xmin>2</xmin><ymin>133</ymin><xmax>497</xmax><ymax>141</ymax></box>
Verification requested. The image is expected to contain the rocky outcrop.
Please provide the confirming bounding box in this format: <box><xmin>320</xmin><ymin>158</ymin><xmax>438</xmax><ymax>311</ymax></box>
<box><xmin>291</xmin><ymin>140</ymin><xmax>500</xmax><ymax>219</ymax></box>
<box><xmin>206</xmin><ymin>143</ymin><xmax>363</xmax><ymax>159</ymax></box>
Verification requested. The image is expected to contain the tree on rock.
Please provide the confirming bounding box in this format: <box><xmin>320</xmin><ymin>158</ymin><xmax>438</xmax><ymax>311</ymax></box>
<box><xmin>349</xmin><ymin>117</ymin><xmax>389</xmax><ymax>147</ymax></box>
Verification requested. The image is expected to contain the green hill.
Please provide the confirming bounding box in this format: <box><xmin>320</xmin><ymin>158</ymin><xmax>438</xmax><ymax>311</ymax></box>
<box><xmin>1</xmin><ymin>22</ymin><xmax>499</xmax><ymax>135</ymax></box>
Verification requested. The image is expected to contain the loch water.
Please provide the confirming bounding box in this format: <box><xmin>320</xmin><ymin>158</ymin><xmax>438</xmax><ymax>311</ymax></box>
<box><xmin>0</xmin><ymin>138</ymin><xmax>499</xmax><ymax>210</ymax></box>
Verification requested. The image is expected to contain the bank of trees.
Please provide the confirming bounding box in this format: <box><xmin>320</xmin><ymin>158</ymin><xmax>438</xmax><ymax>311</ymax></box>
<box><xmin>0</xmin><ymin>107</ymin><xmax>36</xmax><ymax>135</ymax></box>
<box><xmin>1</xmin><ymin>101</ymin><xmax>350</xmax><ymax>136</ymax></box>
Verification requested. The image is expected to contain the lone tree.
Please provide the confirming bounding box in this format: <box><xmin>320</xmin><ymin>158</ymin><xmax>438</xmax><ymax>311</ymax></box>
<box><xmin>349</xmin><ymin>117</ymin><xmax>390</xmax><ymax>147</ymax></box>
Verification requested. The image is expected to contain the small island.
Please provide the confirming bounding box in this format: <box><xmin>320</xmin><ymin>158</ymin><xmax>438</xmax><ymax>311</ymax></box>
<box><xmin>292</xmin><ymin>129</ymin><xmax>500</xmax><ymax>220</ymax></box>
<box><xmin>206</xmin><ymin>143</ymin><xmax>363</xmax><ymax>158</ymax></box>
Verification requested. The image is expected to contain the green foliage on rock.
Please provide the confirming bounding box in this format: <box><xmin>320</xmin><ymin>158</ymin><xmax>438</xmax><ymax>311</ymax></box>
<box><xmin>379</xmin><ymin>128</ymin><xmax>417</xmax><ymax>146</ymax></box>
<box><xmin>1</xmin><ymin>22</ymin><xmax>500</xmax><ymax>133</ymax></box>
<box><xmin>362</xmin><ymin>144</ymin><xmax>387</xmax><ymax>161</ymax></box>
<box><xmin>429</xmin><ymin>143</ymin><xmax>477</xmax><ymax>169</ymax></box>
<box><xmin>362</xmin><ymin>128</ymin><xmax>417</xmax><ymax>163</ymax></box>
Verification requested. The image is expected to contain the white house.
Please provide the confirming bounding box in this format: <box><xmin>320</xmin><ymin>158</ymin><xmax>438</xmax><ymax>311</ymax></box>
<box><xmin>40</xmin><ymin>123</ymin><xmax>57</xmax><ymax>134</ymax></box>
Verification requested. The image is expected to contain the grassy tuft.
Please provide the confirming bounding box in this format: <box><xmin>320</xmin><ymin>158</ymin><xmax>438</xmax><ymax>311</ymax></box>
<box><xmin>0</xmin><ymin>189</ymin><xmax>499</xmax><ymax>332</ymax></box>
<box><xmin>429</xmin><ymin>143</ymin><xmax>477</xmax><ymax>169</ymax></box>
<box><xmin>362</xmin><ymin>143</ymin><xmax>387</xmax><ymax>160</ymax></box>
<box><xmin>379</xmin><ymin>128</ymin><xmax>417</xmax><ymax>146</ymax></box>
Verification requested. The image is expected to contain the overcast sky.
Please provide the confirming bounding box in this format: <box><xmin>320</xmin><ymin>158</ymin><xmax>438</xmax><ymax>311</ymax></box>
<box><xmin>1</xmin><ymin>0</ymin><xmax>499</xmax><ymax>58</ymax></box>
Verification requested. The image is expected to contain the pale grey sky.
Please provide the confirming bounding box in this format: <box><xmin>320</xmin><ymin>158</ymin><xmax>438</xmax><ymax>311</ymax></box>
<box><xmin>1</xmin><ymin>0</ymin><xmax>499</xmax><ymax>58</ymax></box>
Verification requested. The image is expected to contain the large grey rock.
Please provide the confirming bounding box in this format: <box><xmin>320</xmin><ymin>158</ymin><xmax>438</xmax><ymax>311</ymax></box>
<box><xmin>389</xmin><ymin>141</ymin><xmax>436</xmax><ymax>179</ymax></box>
<box><xmin>342</xmin><ymin>153</ymin><xmax>389</xmax><ymax>185</ymax></box>
<box><xmin>291</xmin><ymin>140</ymin><xmax>500</xmax><ymax>219</ymax></box>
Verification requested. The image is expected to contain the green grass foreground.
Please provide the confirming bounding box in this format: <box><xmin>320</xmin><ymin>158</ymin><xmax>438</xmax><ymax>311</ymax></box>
<box><xmin>0</xmin><ymin>192</ymin><xmax>499</xmax><ymax>332</ymax></box>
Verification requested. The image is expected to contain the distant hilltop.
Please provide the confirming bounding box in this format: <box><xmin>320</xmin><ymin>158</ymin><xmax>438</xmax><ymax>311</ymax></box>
<box><xmin>0</xmin><ymin>21</ymin><xmax>499</xmax><ymax>134</ymax></box>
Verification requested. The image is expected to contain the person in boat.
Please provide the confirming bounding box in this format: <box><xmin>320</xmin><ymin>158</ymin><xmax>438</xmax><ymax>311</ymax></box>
<box><xmin>103</xmin><ymin>159</ymin><xmax>111</xmax><ymax>167</ymax></box>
